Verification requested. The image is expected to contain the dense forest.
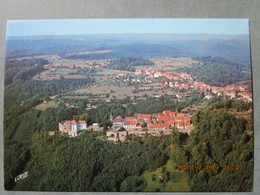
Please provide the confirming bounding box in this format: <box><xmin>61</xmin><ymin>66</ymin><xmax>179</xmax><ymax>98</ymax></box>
<box><xmin>5</xmin><ymin>58</ymin><xmax>49</xmax><ymax>85</ymax></box>
<box><xmin>8</xmin><ymin>132</ymin><xmax>170</xmax><ymax>191</ymax></box>
<box><xmin>192</xmin><ymin>56</ymin><xmax>251</xmax><ymax>71</ymax></box>
<box><xmin>177</xmin><ymin>57</ymin><xmax>251</xmax><ymax>87</ymax></box>
<box><xmin>187</xmin><ymin>105</ymin><xmax>253</xmax><ymax>191</ymax></box>
<box><xmin>107</xmin><ymin>57</ymin><xmax>155</xmax><ymax>71</ymax></box>
<box><xmin>4</xmin><ymin>99</ymin><xmax>253</xmax><ymax>191</ymax></box>
<box><xmin>4</xmin><ymin>59</ymin><xmax>96</xmax><ymax>191</ymax></box>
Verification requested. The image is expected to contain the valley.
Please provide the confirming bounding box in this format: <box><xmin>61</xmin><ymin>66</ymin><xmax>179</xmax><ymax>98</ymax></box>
<box><xmin>4</xmin><ymin>32</ymin><xmax>253</xmax><ymax>192</ymax></box>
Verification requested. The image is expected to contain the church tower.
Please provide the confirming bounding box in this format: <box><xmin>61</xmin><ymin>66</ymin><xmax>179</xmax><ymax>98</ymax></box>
<box><xmin>110</xmin><ymin>113</ymin><xmax>113</xmax><ymax>121</ymax></box>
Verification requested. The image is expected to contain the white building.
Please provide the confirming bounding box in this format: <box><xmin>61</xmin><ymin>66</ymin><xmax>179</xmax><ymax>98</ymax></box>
<box><xmin>59</xmin><ymin>120</ymin><xmax>87</xmax><ymax>137</ymax></box>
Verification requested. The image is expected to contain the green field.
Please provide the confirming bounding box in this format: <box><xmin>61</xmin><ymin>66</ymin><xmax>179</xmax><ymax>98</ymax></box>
<box><xmin>148</xmin><ymin>57</ymin><xmax>199</xmax><ymax>71</ymax></box>
<box><xmin>35</xmin><ymin>101</ymin><xmax>58</xmax><ymax>111</ymax></box>
<box><xmin>141</xmin><ymin>160</ymin><xmax>190</xmax><ymax>192</ymax></box>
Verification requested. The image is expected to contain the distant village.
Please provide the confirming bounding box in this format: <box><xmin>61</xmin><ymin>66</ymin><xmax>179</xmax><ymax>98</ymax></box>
<box><xmin>60</xmin><ymin>68</ymin><xmax>252</xmax><ymax>110</ymax></box>
<box><xmin>35</xmin><ymin>60</ymin><xmax>252</xmax><ymax>104</ymax></box>
<box><xmin>124</xmin><ymin>68</ymin><xmax>252</xmax><ymax>102</ymax></box>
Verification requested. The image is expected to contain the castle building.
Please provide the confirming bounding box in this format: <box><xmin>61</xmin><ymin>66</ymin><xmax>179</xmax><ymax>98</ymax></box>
<box><xmin>59</xmin><ymin>120</ymin><xmax>87</xmax><ymax>137</ymax></box>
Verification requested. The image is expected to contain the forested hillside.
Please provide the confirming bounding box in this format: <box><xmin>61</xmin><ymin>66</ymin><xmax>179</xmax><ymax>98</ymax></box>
<box><xmin>187</xmin><ymin>104</ymin><xmax>253</xmax><ymax>191</ymax></box>
<box><xmin>8</xmin><ymin>132</ymin><xmax>169</xmax><ymax>191</ymax></box>
<box><xmin>5</xmin><ymin>58</ymin><xmax>49</xmax><ymax>85</ymax></box>
<box><xmin>177</xmin><ymin>57</ymin><xmax>251</xmax><ymax>87</ymax></box>
<box><xmin>4</xmin><ymin>100</ymin><xmax>253</xmax><ymax>191</ymax></box>
<box><xmin>107</xmin><ymin>57</ymin><xmax>154</xmax><ymax>71</ymax></box>
<box><xmin>6</xmin><ymin>34</ymin><xmax>250</xmax><ymax>63</ymax></box>
<box><xmin>4</xmin><ymin>59</ymin><xmax>95</xmax><ymax>190</ymax></box>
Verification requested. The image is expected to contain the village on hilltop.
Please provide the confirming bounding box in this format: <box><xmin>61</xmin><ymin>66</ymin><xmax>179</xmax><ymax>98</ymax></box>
<box><xmin>107</xmin><ymin>110</ymin><xmax>192</xmax><ymax>142</ymax></box>
<box><xmin>57</xmin><ymin>110</ymin><xmax>193</xmax><ymax>142</ymax></box>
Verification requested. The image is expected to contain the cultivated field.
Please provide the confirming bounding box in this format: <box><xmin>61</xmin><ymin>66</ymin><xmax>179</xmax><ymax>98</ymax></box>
<box><xmin>35</xmin><ymin>101</ymin><xmax>58</xmax><ymax>111</ymax></box>
<box><xmin>37</xmin><ymin>56</ymin><xmax>198</xmax><ymax>101</ymax></box>
<box><xmin>149</xmin><ymin>57</ymin><xmax>199</xmax><ymax>71</ymax></box>
<box><xmin>33</xmin><ymin>68</ymin><xmax>88</xmax><ymax>80</ymax></box>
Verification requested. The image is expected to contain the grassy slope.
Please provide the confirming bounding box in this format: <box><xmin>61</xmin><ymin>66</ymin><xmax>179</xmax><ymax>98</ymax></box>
<box><xmin>142</xmin><ymin>160</ymin><xmax>190</xmax><ymax>192</ymax></box>
<box><xmin>35</xmin><ymin>101</ymin><xmax>58</xmax><ymax>111</ymax></box>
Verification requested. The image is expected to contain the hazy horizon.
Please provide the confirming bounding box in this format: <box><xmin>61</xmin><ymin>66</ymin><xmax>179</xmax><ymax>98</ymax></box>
<box><xmin>6</xmin><ymin>19</ymin><xmax>249</xmax><ymax>37</ymax></box>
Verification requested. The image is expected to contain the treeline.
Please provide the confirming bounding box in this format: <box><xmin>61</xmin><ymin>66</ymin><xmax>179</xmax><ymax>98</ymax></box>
<box><xmin>189</xmin><ymin>110</ymin><xmax>252</xmax><ymax>191</ymax></box>
<box><xmin>5</xmin><ymin>78</ymin><xmax>94</xmax><ymax>103</ymax></box>
<box><xmin>107</xmin><ymin>57</ymin><xmax>155</xmax><ymax>71</ymax></box>
<box><xmin>170</xmin><ymin>101</ymin><xmax>253</xmax><ymax>192</ymax></box>
<box><xmin>7</xmin><ymin>132</ymin><xmax>170</xmax><ymax>191</ymax></box>
<box><xmin>5</xmin><ymin>58</ymin><xmax>49</xmax><ymax>85</ymax></box>
<box><xmin>192</xmin><ymin>56</ymin><xmax>251</xmax><ymax>71</ymax></box>
<box><xmin>177</xmin><ymin>61</ymin><xmax>251</xmax><ymax>87</ymax></box>
<box><xmin>208</xmin><ymin>99</ymin><xmax>252</xmax><ymax>112</ymax></box>
<box><xmin>60</xmin><ymin>92</ymin><xmax>109</xmax><ymax>98</ymax></box>
<box><xmin>177</xmin><ymin>57</ymin><xmax>251</xmax><ymax>87</ymax></box>
<box><xmin>134</xmin><ymin>92</ymin><xmax>205</xmax><ymax>114</ymax></box>
<box><xmin>62</xmin><ymin>52</ymin><xmax>114</xmax><ymax>60</ymax></box>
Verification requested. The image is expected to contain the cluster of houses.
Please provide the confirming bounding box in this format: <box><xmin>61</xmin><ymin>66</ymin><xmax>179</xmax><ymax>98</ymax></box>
<box><xmin>193</xmin><ymin>81</ymin><xmax>252</xmax><ymax>102</ymax></box>
<box><xmin>56</xmin><ymin>109</ymin><xmax>193</xmax><ymax>140</ymax></box>
<box><xmin>64</xmin><ymin>102</ymin><xmax>75</xmax><ymax>108</ymax></box>
<box><xmin>114</xmin><ymin>68</ymin><xmax>252</xmax><ymax>102</ymax></box>
<box><xmin>55</xmin><ymin>62</ymin><xmax>251</xmax><ymax>140</ymax></box>
<box><xmin>134</xmin><ymin>68</ymin><xmax>193</xmax><ymax>81</ymax></box>
<box><xmin>107</xmin><ymin>110</ymin><xmax>193</xmax><ymax>142</ymax></box>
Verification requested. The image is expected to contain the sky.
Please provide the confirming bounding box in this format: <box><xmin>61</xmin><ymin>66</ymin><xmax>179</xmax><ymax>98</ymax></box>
<box><xmin>6</xmin><ymin>19</ymin><xmax>249</xmax><ymax>37</ymax></box>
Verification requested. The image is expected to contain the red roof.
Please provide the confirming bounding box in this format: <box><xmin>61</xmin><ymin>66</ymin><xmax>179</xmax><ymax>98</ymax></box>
<box><xmin>183</xmin><ymin>116</ymin><xmax>190</xmax><ymax>120</ymax></box>
<box><xmin>125</xmin><ymin>117</ymin><xmax>136</xmax><ymax>121</ymax></box>
<box><xmin>136</xmin><ymin>113</ymin><xmax>151</xmax><ymax>119</ymax></box>
<box><xmin>146</xmin><ymin>119</ymin><xmax>152</xmax><ymax>123</ymax></box>
<box><xmin>163</xmin><ymin>110</ymin><xmax>172</xmax><ymax>114</ymax></box>
<box><xmin>129</xmin><ymin>121</ymin><xmax>137</xmax><ymax>125</ymax></box>
<box><xmin>175</xmin><ymin>117</ymin><xmax>183</xmax><ymax>121</ymax></box>
<box><xmin>149</xmin><ymin>123</ymin><xmax>169</xmax><ymax>128</ymax></box>
<box><xmin>157</xmin><ymin>113</ymin><xmax>165</xmax><ymax>117</ymax></box>
<box><xmin>155</xmin><ymin>116</ymin><xmax>165</xmax><ymax>122</ymax></box>
<box><xmin>238</xmin><ymin>92</ymin><xmax>252</xmax><ymax>97</ymax></box>
<box><xmin>71</xmin><ymin>120</ymin><xmax>77</xmax><ymax>125</ymax></box>
<box><xmin>177</xmin><ymin>113</ymin><xmax>187</xmax><ymax>117</ymax></box>
<box><xmin>137</xmin><ymin>119</ymin><xmax>145</xmax><ymax>123</ymax></box>
<box><xmin>165</xmin><ymin>120</ymin><xmax>176</xmax><ymax>126</ymax></box>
